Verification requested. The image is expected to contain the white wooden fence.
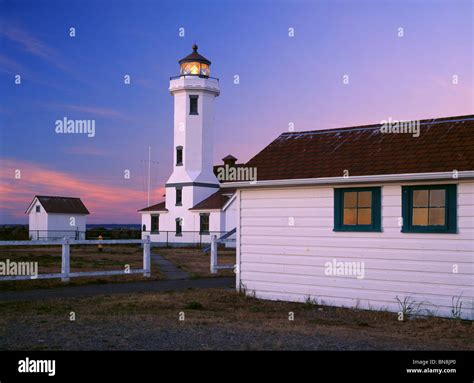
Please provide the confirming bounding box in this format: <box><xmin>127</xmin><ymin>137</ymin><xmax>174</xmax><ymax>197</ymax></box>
<box><xmin>0</xmin><ymin>236</ymin><xmax>151</xmax><ymax>282</ymax></box>
<box><xmin>210</xmin><ymin>235</ymin><xmax>235</xmax><ymax>274</ymax></box>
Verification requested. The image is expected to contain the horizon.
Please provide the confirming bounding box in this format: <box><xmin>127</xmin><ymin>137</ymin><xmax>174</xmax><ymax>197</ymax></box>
<box><xmin>1</xmin><ymin>0</ymin><xmax>473</xmax><ymax>224</ymax></box>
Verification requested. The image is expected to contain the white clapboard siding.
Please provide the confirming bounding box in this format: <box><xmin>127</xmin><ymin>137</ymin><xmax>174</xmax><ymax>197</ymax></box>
<box><xmin>238</xmin><ymin>181</ymin><xmax>474</xmax><ymax>319</ymax></box>
<box><xmin>240</xmin><ymin>272</ymin><xmax>472</xmax><ymax>300</ymax></box>
<box><xmin>241</xmin><ymin>216</ymin><xmax>474</xmax><ymax>229</ymax></box>
<box><xmin>242</xmin><ymin>254</ymin><xmax>473</xmax><ymax>274</ymax></box>
<box><xmin>241</xmin><ymin>244</ymin><xmax>474</xmax><ymax>263</ymax></box>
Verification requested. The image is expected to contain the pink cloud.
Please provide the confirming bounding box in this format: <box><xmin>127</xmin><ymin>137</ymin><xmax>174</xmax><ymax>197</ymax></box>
<box><xmin>0</xmin><ymin>158</ymin><xmax>165</xmax><ymax>223</ymax></box>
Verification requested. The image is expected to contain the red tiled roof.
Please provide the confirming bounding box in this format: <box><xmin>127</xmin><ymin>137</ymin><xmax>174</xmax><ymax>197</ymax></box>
<box><xmin>138</xmin><ymin>201</ymin><xmax>168</xmax><ymax>212</ymax></box>
<box><xmin>189</xmin><ymin>189</ymin><xmax>236</xmax><ymax>211</ymax></box>
<box><xmin>242</xmin><ymin>115</ymin><xmax>474</xmax><ymax>181</ymax></box>
<box><xmin>27</xmin><ymin>195</ymin><xmax>89</xmax><ymax>214</ymax></box>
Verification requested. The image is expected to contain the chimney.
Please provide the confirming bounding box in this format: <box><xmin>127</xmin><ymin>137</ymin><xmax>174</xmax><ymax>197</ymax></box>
<box><xmin>222</xmin><ymin>154</ymin><xmax>237</xmax><ymax>167</ymax></box>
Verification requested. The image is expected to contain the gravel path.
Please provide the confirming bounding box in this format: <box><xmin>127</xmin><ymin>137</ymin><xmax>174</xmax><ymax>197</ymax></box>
<box><xmin>0</xmin><ymin>320</ymin><xmax>429</xmax><ymax>351</ymax></box>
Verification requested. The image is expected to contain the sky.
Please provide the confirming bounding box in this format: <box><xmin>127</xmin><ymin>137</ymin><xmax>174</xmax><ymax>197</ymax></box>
<box><xmin>0</xmin><ymin>0</ymin><xmax>472</xmax><ymax>224</ymax></box>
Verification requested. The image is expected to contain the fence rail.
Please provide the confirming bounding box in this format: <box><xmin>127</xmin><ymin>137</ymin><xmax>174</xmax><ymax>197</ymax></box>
<box><xmin>0</xmin><ymin>236</ymin><xmax>151</xmax><ymax>282</ymax></box>
<box><xmin>142</xmin><ymin>230</ymin><xmax>236</xmax><ymax>248</ymax></box>
<box><xmin>210</xmin><ymin>235</ymin><xmax>235</xmax><ymax>274</ymax></box>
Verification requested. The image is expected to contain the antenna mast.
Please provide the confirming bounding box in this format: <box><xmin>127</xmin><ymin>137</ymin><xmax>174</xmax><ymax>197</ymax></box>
<box><xmin>147</xmin><ymin>146</ymin><xmax>151</xmax><ymax>207</ymax></box>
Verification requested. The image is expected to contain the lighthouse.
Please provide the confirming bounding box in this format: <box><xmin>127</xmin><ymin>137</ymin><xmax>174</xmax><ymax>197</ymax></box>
<box><xmin>165</xmin><ymin>44</ymin><xmax>221</xmax><ymax>230</ymax></box>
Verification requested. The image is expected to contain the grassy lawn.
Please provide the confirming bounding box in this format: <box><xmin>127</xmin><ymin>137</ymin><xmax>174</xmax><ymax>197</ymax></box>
<box><xmin>0</xmin><ymin>245</ymin><xmax>164</xmax><ymax>291</ymax></box>
<box><xmin>0</xmin><ymin>288</ymin><xmax>471</xmax><ymax>350</ymax></box>
<box><xmin>157</xmin><ymin>247</ymin><xmax>236</xmax><ymax>278</ymax></box>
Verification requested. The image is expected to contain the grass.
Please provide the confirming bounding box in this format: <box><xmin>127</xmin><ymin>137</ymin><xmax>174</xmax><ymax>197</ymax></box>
<box><xmin>0</xmin><ymin>245</ymin><xmax>164</xmax><ymax>291</ymax></box>
<box><xmin>156</xmin><ymin>246</ymin><xmax>236</xmax><ymax>278</ymax></box>
<box><xmin>0</xmin><ymin>246</ymin><xmax>232</xmax><ymax>291</ymax></box>
<box><xmin>0</xmin><ymin>288</ymin><xmax>472</xmax><ymax>350</ymax></box>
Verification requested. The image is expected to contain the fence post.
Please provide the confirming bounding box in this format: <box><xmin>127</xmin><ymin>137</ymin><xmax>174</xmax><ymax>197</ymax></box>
<box><xmin>143</xmin><ymin>235</ymin><xmax>151</xmax><ymax>277</ymax></box>
<box><xmin>61</xmin><ymin>236</ymin><xmax>70</xmax><ymax>282</ymax></box>
<box><xmin>210</xmin><ymin>235</ymin><xmax>217</xmax><ymax>274</ymax></box>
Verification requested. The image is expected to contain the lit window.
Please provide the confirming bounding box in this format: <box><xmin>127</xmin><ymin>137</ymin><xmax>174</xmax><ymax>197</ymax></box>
<box><xmin>402</xmin><ymin>185</ymin><xmax>456</xmax><ymax>233</ymax></box>
<box><xmin>334</xmin><ymin>187</ymin><xmax>381</xmax><ymax>232</ymax></box>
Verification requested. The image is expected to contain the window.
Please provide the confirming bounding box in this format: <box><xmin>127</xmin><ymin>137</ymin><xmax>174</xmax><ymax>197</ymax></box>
<box><xmin>176</xmin><ymin>146</ymin><xmax>183</xmax><ymax>166</ymax></box>
<box><xmin>151</xmin><ymin>214</ymin><xmax>159</xmax><ymax>233</ymax></box>
<box><xmin>334</xmin><ymin>187</ymin><xmax>381</xmax><ymax>232</ymax></box>
<box><xmin>36</xmin><ymin>206</ymin><xmax>40</xmax><ymax>213</ymax></box>
<box><xmin>176</xmin><ymin>187</ymin><xmax>182</xmax><ymax>206</ymax></box>
<box><xmin>199</xmin><ymin>213</ymin><xmax>210</xmax><ymax>234</ymax></box>
<box><xmin>175</xmin><ymin>218</ymin><xmax>182</xmax><ymax>236</ymax></box>
<box><xmin>402</xmin><ymin>185</ymin><xmax>457</xmax><ymax>233</ymax></box>
<box><xmin>189</xmin><ymin>95</ymin><xmax>198</xmax><ymax>115</ymax></box>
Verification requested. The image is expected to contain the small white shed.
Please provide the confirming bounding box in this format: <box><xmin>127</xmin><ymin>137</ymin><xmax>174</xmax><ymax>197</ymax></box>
<box><xmin>26</xmin><ymin>195</ymin><xmax>90</xmax><ymax>240</ymax></box>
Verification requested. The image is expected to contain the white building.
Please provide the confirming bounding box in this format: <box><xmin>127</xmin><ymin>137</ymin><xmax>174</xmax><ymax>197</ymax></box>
<box><xmin>137</xmin><ymin>46</ymin><xmax>473</xmax><ymax>320</ymax></box>
<box><xmin>26</xmin><ymin>195</ymin><xmax>90</xmax><ymax>240</ymax></box>
<box><xmin>224</xmin><ymin>115</ymin><xmax>474</xmax><ymax>319</ymax></box>
<box><xmin>139</xmin><ymin>45</ymin><xmax>237</xmax><ymax>246</ymax></box>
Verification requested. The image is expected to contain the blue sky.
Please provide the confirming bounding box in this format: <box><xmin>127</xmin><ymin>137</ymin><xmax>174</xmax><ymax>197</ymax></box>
<box><xmin>0</xmin><ymin>0</ymin><xmax>472</xmax><ymax>223</ymax></box>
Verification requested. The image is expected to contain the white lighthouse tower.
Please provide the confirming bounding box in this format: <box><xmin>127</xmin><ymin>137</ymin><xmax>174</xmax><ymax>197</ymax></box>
<box><xmin>139</xmin><ymin>45</ymin><xmax>237</xmax><ymax>244</ymax></box>
<box><xmin>165</xmin><ymin>44</ymin><xmax>220</xmax><ymax>231</ymax></box>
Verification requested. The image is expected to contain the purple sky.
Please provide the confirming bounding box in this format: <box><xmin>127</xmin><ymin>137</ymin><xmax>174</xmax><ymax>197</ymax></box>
<box><xmin>0</xmin><ymin>0</ymin><xmax>472</xmax><ymax>223</ymax></box>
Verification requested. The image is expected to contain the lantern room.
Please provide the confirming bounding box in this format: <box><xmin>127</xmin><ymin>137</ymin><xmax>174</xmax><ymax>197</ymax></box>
<box><xmin>179</xmin><ymin>44</ymin><xmax>211</xmax><ymax>77</ymax></box>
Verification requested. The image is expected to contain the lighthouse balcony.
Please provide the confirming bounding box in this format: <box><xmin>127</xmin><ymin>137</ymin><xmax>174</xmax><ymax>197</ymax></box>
<box><xmin>169</xmin><ymin>75</ymin><xmax>220</xmax><ymax>94</ymax></box>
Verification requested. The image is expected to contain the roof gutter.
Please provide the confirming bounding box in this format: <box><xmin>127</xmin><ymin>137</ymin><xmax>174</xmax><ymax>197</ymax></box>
<box><xmin>221</xmin><ymin>171</ymin><xmax>474</xmax><ymax>189</ymax></box>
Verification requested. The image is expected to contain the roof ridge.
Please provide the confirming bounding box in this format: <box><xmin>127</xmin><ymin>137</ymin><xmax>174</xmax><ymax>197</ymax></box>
<box><xmin>281</xmin><ymin>115</ymin><xmax>474</xmax><ymax>137</ymax></box>
<box><xmin>36</xmin><ymin>195</ymin><xmax>82</xmax><ymax>199</ymax></box>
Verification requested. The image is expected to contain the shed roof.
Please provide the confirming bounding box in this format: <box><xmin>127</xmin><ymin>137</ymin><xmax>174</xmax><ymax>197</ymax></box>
<box><xmin>27</xmin><ymin>196</ymin><xmax>90</xmax><ymax>214</ymax></box>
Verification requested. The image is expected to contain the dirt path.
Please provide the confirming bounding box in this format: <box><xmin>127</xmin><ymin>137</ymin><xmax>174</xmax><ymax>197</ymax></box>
<box><xmin>151</xmin><ymin>252</ymin><xmax>190</xmax><ymax>280</ymax></box>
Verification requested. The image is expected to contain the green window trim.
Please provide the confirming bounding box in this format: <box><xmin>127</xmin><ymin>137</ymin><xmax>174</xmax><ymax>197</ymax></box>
<box><xmin>401</xmin><ymin>184</ymin><xmax>457</xmax><ymax>233</ymax></box>
<box><xmin>334</xmin><ymin>187</ymin><xmax>382</xmax><ymax>232</ymax></box>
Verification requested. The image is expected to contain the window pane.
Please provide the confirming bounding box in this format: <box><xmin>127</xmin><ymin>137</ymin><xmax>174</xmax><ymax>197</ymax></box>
<box><xmin>413</xmin><ymin>208</ymin><xmax>428</xmax><ymax>226</ymax></box>
<box><xmin>429</xmin><ymin>208</ymin><xmax>445</xmax><ymax>226</ymax></box>
<box><xmin>344</xmin><ymin>192</ymin><xmax>357</xmax><ymax>208</ymax></box>
<box><xmin>429</xmin><ymin>190</ymin><xmax>445</xmax><ymax>207</ymax></box>
<box><xmin>151</xmin><ymin>215</ymin><xmax>159</xmax><ymax>232</ymax></box>
<box><xmin>190</xmin><ymin>96</ymin><xmax>198</xmax><ymax>115</ymax></box>
<box><xmin>357</xmin><ymin>208</ymin><xmax>372</xmax><ymax>225</ymax></box>
<box><xmin>413</xmin><ymin>190</ymin><xmax>429</xmax><ymax>207</ymax></box>
<box><xmin>200</xmin><ymin>215</ymin><xmax>209</xmax><ymax>232</ymax></box>
<box><xmin>358</xmin><ymin>191</ymin><xmax>372</xmax><ymax>208</ymax></box>
<box><xmin>343</xmin><ymin>208</ymin><xmax>357</xmax><ymax>225</ymax></box>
